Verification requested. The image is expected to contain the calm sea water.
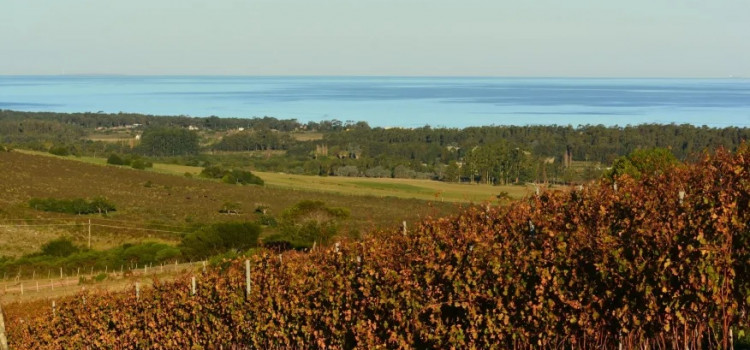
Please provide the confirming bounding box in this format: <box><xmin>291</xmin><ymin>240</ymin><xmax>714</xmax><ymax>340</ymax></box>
<box><xmin>1</xmin><ymin>76</ymin><xmax>749</xmax><ymax>128</ymax></box>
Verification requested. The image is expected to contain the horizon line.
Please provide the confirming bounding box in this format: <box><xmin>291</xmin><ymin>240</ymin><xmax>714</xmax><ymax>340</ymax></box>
<box><xmin>0</xmin><ymin>73</ymin><xmax>747</xmax><ymax>80</ymax></box>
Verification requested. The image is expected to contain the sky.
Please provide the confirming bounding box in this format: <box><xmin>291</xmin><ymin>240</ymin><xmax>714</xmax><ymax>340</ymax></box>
<box><xmin>1</xmin><ymin>0</ymin><xmax>749</xmax><ymax>77</ymax></box>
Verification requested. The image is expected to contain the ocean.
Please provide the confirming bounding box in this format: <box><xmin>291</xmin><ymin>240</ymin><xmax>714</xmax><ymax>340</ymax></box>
<box><xmin>1</xmin><ymin>75</ymin><xmax>749</xmax><ymax>128</ymax></box>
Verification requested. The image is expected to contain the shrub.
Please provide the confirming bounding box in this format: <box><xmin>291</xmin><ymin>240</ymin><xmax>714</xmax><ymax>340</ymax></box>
<box><xmin>334</xmin><ymin>165</ymin><xmax>359</xmax><ymax>177</ymax></box>
<box><xmin>219</xmin><ymin>201</ymin><xmax>241</xmax><ymax>214</ymax></box>
<box><xmin>264</xmin><ymin>200</ymin><xmax>350</xmax><ymax>249</ymax></box>
<box><xmin>130</xmin><ymin>159</ymin><xmax>150</xmax><ymax>170</ymax></box>
<box><xmin>28</xmin><ymin>197</ymin><xmax>115</xmax><ymax>215</ymax></box>
<box><xmin>40</xmin><ymin>238</ymin><xmax>80</xmax><ymax>257</ymax></box>
<box><xmin>48</xmin><ymin>145</ymin><xmax>69</xmax><ymax>156</ymax></box>
<box><xmin>107</xmin><ymin>154</ymin><xmax>127</xmax><ymax>165</ymax></box>
<box><xmin>179</xmin><ymin>222</ymin><xmax>261</xmax><ymax>260</ymax></box>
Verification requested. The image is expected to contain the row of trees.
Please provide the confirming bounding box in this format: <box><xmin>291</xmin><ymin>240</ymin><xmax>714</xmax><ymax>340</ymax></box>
<box><xmin>3</xmin><ymin>110</ymin><xmax>748</xmax><ymax>184</ymax></box>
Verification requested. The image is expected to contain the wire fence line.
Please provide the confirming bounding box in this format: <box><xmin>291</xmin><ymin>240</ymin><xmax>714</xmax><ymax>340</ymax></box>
<box><xmin>0</xmin><ymin>221</ymin><xmax>189</xmax><ymax>234</ymax></box>
<box><xmin>0</xmin><ymin>260</ymin><xmax>207</xmax><ymax>297</ymax></box>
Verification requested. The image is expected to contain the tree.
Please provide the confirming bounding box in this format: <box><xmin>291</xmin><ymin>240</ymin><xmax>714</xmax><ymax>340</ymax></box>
<box><xmin>40</xmin><ymin>238</ymin><xmax>80</xmax><ymax>257</ymax></box>
<box><xmin>264</xmin><ymin>200</ymin><xmax>350</xmax><ymax>250</ymax></box>
<box><xmin>605</xmin><ymin>148</ymin><xmax>679</xmax><ymax>180</ymax></box>
<box><xmin>179</xmin><ymin>222</ymin><xmax>261</xmax><ymax>259</ymax></box>
<box><xmin>137</xmin><ymin>128</ymin><xmax>199</xmax><ymax>156</ymax></box>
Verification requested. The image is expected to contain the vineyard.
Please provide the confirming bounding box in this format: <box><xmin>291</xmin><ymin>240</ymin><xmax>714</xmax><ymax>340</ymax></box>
<box><xmin>3</xmin><ymin>146</ymin><xmax>749</xmax><ymax>349</ymax></box>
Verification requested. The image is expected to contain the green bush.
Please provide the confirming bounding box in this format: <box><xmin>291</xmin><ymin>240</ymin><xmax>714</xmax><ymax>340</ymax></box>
<box><xmin>201</xmin><ymin>166</ymin><xmax>264</xmax><ymax>185</ymax></box>
<box><xmin>264</xmin><ymin>200</ymin><xmax>349</xmax><ymax>249</ymax></box>
<box><xmin>107</xmin><ymin>153</ymin><xmax>127</xmax><ymax>165</ymax></box>
<box><xmin>130</xmin><ymin>159</ymin><xmax>150</xmax><ymax>170</ymax></box>
<box><xmin>48</xmin><ymin>145</ymin><xmax>70</xmax><ymax>156</ymax></box>
<box><xmin>28</xmin><ymin>197</ymin><xmax>115</xmax><ymax>215</ymax></box>
<box><xmin>40</xmin><ymin>238</ymin><xmax>80</xmax><ymax>257</ymax></box>
<box><xmin>179</xmin><ymin>222</ymin><xmax>261</xmax><ymax>260</ymax></box>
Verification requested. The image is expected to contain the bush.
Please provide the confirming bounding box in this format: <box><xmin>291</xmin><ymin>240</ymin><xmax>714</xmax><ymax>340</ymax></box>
<box><xmin>219</xmin><ymin>201</ymin><xmax>241</xmax><ymax>214</ymax></box>
<box><xmin>264</xmin><ymin>200</ymin><xmax>349</xmax><ymax>249</ymax></box>
<box><xmin>107</xmin><ymin>154</ymin><xmax>127</xmax><ymax>165</ymax></box>
<box><xmin>202</xmin><ymin>165</ymin><xmax>264</xmax><ymax>185</ymax></box>
<box><xmin>334</xmin><ymin>165</ymin><xmax>359</xmax><ymax>177</ymax></box>
<box><xmin>28</xmin><ymin>197</ymin><xmax>116</xmax><ymax>215</ymax></box>
<box><xmin>40</xmin><ymin>238</ymin><xmax>80</xmax><ymax>257</ymax></box>
<box><xmin>48</xmin><ymin>145</ymin><xmax>70</xmax><ymax>156</ymax></box>
<box><xmin>130</xmin><ymin>159</ymin><xmax>151</xmax><ymax>170</ymax></box>
<box><xmin>364</xmin><ymin>166</ymin><xmax>391</xmax><ymax>178</ymax></box>
<box><xmin>179</xmin><ymin>222</ymin><xmax>261</xmax><ymax>260</ymax></box>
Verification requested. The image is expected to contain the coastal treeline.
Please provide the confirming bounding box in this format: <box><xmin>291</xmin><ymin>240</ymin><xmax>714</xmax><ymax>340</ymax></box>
<box><xmin>2</xmin><ymin>109</ymin><xmax>748</xmax><ymax>184</ymax></box>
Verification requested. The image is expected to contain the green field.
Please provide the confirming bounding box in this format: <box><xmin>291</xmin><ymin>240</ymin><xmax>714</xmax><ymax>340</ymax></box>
<box><xmin>16</xmin><ymin>149</ymin><xmax>534</xmax><ymax>203</ymax></box>
<box><xmin>1</xmin><ymin>150</ymin><xmax>462</xmax><ymax>257</ymax></box>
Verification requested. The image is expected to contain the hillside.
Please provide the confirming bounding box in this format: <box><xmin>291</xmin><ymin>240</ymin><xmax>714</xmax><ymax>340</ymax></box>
<box><xmin>4</xmin><ymin>145</ymin><xmax>748</xmax><ymax>349</ymax></box>
<box><xmin>0</xmin><ymin>151</ymin><xmax>454</xmax><ymax>257</ymax></box>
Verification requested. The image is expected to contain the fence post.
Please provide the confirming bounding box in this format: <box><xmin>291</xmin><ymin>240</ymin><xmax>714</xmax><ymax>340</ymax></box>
<box><xmin>191</xmin><ymin>276</ymin><xmax>196</xmax><ymax>296</ymax></box>
<box><xmin>60</xmin><ymin>267</ymin><xmax>63</xmax><ymax>279</ymax></box>
<box><xmin>245</xmin><ymin>260</ymin><xmax>251</xmax><ymax>299</ymax></box>
<box><xmin>402</xmin><ymin>221</ymin><xmax>407</xmax><ymax>236</ymax></box>
<box><xmin>135</xmin><ymin>282</ymin><xmax>140</xmax><ymax>301</ymax></box>
<box><xmin>36</xmin><ymin>281</ymin><xmax>39</xmax><ymax>292</ymax></box>
<box><xmin>0</xmin><ymin>302</ymin><xmax>9</xmax><ymax>350</ymax></box>
<box><xmin>52</xmin><ymin>301</ymin><xmax>56</xmax><ymax>317</ymax></box>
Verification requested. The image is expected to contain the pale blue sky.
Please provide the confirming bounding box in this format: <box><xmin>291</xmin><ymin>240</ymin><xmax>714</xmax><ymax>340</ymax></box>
<box><xmin>1</xmin><ymin>0</ymin><xmax>749</xmax><ymax>77</ymax></box>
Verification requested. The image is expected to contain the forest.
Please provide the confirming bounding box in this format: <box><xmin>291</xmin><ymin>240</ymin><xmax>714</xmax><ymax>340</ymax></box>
<box><xmin>1</xmin><ymin>109</ymin><xmax>748</xmax><ymax>184</ymax></box>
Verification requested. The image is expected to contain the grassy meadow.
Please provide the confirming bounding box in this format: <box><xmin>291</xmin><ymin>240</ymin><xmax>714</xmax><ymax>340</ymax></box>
<box><xmin>1</xmin><ymin>150</ymin><xmax>478</xmax><ymax>258</ymax></box>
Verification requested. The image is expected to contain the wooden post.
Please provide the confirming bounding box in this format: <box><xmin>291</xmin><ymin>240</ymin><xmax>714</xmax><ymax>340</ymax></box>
<box><xmin>144</xmin><ymin>265</ymin><xmax>147</xmax><ymax>275</ymax></box>
<box><xmin>402</xmin><ymin>221</ymin><xmax>407</xmax><ymax>236</ymax></box>
<box><xmin>52</xmin><ymin>301</ymin><xmax>56</xmax><ymax>317</ymax></box>
<box><xmin>191</xmin><ymin>276</ymin><xmax>196</xmax><ymax>296</ymax></box>
<box><xmin>202</xmin><ymin>261</ymin><xmax>206</xmax><ymax>272</ymax></box>
<box><xmin>334</xmin><ymin>242</ymin><xmax>340</xmax><ymax>253</ymax></box>
<box><xmin>36</xmin><ymin>281</ymin><xmax>39</xmax><ymax>292</ymax></box>
<box><xmin>135</xmin><ymin>282</ymin><xmax>140</xmax><ymax>301</ymax></box>
<box><xmin>245</xmin><ymin>260</ymin><xmax>251</xmax><ymax>299</ymax></box>
<box><xmin>88</xmin><ymin>219</ymin><xmax>91</xmax><ymax>249</ymax></box>
<box><xmin>0</xmin><ymin>302</ymin><xmax>9</xmax><ymax>350</ymax></box>
<box><xmin>60</xmin><ymin>267</ymin><xmax>63</xmax><ymax>279</ymax></box>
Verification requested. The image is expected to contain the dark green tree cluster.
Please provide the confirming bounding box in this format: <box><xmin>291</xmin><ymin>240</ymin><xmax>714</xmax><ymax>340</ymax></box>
<box><xmin>212</xmin><ymin>129</ymin><xmax>295</xmax><ymax>151</ymax></box>
<box><xmin>28</xmin><ymin>197</ymin><xmax>116</xmax><ymax>215</ymax></box>
<box><xmin>200</xmin><ymin>166</ymin><xmax>264</xmax><ymax>185</ymax></box>
<box><xmin>106</xmin><ymin>153</ymin><xmax>153</xmax><ymax>169</ymax></box>
<box><xmin>605</xmin><ymin>147</ymin><xmax>680</xmax><ymax>180</ymax></box>
<box><xmin>136</xmin><ymin>128</ymin><xmax>199</xmax><ymax>156</ymax></box>
<box><xmin>179</xmin><ymin>222</ymin><xmax>261</xmax><ymax>260</ymax></box>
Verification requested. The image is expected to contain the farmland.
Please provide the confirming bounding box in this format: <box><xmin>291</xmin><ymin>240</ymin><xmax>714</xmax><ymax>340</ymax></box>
<box><xmin>0</xmin><ymin>150</ymin><xmax>462</xmax><ymax>258</ymax></box>
<box><xmin>4</xmin><ymin>145</ymin><xmax>748</xmax><ymax>349</ymax></box>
